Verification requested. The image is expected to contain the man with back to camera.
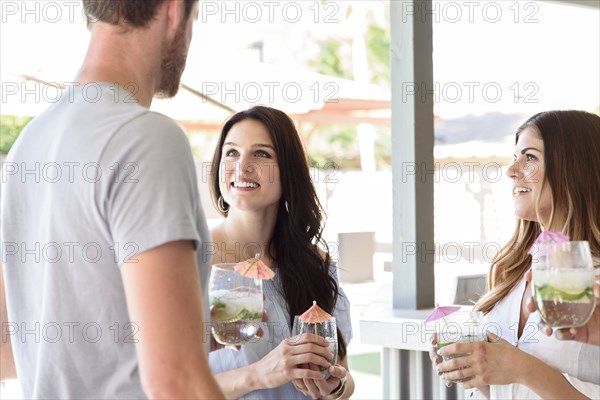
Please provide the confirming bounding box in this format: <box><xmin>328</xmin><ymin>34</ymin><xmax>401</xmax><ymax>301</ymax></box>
<box><xmin>0</xmin><ymin>1</ymin><xmax>225</xmax><ymax>398</ymax></box>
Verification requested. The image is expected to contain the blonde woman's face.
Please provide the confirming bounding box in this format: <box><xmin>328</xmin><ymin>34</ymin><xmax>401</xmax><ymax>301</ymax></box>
<box><xmin>506</xmin><ymin>127</ymin><xmax>553</xmax><ymax>224</ymax></box>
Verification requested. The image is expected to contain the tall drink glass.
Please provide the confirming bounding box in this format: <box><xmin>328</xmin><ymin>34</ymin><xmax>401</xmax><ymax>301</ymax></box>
<box><xmin>292</xmin><ymin>315</ymin><xmax>337</xmax><ymax>378</ymax></box>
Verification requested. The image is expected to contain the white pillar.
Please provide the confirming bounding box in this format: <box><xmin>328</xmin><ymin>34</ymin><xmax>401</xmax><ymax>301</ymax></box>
<box><xmin>391</xmin><ymin>0</ymin><xmax>435</xmax><ymax>309</ymax></box>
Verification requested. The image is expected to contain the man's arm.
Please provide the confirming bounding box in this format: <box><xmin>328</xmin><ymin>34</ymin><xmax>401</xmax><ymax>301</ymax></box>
<box><xmin>0</xmin><ymin>261</ymin><xmax>17</xmax><ymax>381</ymax></box>
<box><xmin>121</xmin><ymin>240</ymin><xmax>224</xmax><ymax>399</ymax></box>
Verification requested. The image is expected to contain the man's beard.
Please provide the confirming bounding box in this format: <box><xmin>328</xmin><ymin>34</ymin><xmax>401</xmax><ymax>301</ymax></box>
<box><xmin>155</xmin><ymin>24</ymin><xmax>188</xmax><ymax>99</ymax></box>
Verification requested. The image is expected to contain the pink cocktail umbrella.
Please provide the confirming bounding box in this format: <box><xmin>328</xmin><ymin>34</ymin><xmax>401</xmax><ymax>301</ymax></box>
<box><xmin>425</xmin><ymin>303</ymin><xmax>461</xmax><ymax>324</ymax></box>
<box><xmin>528</xmin><ymin>231</ymin><xmax>570</xmax><ymax>256</ymax></box>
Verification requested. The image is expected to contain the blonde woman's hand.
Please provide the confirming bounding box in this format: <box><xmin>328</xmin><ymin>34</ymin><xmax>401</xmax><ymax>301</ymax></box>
<box><xmin>429</xmin><ymin>333</ymin><xmax>444</xmax><ymax>378</ymax></box>
<box><xmin>436</xmin><ymin>331</ymin><xmax>529</xmax><ymax>388</ymax></box>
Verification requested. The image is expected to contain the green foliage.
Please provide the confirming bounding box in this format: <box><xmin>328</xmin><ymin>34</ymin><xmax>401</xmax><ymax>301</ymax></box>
<box><xmin>306</xmin><ymin>124</ymin><xmax>392</xmax><ymax>170</ymax></box>
<box><xmin>315</xmin><ymin>39</ymin><xmax>353</xmax><ymax>80</ymax></box>
<box><xmin>366</xmin><ymin>24</ymin><xmax>390</xmax><ymax>87</ymax></box>
<box><xmin>307</xmin><ymin>124</ymin><xmax>361</xmax><ymax>169</ymax></box>
<box><xmin>0</xmin><ymin>116</ymin><xmax>32</xmax><ymax>154</ymax></box>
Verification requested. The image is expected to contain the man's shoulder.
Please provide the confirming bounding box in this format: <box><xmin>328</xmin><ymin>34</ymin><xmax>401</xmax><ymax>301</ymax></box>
<box><xmin>130</xmin><ymin>110</ymin><xmax>185</xmax><ymax>131</ymax></box>
<box><xmin>118</xmin><ymin>110</ymin><xmax>189</xmax><ymax>148</ymax></box>
<box><xmin>102</xmin><ymin>109</ymin><xmax>195</xmax><ymax>175</ymax></box>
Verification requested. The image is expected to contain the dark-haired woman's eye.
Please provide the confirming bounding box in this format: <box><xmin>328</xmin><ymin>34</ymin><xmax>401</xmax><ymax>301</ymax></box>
<box><xmin>525</xmin><ymin>154</ymin><xmax>537</xmax><ymax>162</ymax></box>
<box><xmin>255</xmin><ymin>150</ymin><xmax>270</xmax><ymax>158</ymax></box>
<box><xmin>225</xmin><ymin>149</ymin><xmax>239</xmax><ymax>157</ymax></box>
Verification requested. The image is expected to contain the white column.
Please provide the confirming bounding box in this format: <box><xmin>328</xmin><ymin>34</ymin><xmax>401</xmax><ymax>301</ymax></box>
<box><xmin>391</xmin><ymin>0</ymin><xmax>435</xmax><ymax>309</ymax></box>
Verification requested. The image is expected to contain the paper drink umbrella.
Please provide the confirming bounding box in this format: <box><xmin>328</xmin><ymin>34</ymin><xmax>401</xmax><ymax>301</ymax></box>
<box><xmin>234</xmin><ymin>253</ymin><xmax>275</xmax><ymax>280</ymax></box>
<box><xmin>300</xmin><ymin>301</ymin><xmax>333</xmax><ymax>324</ymax></box>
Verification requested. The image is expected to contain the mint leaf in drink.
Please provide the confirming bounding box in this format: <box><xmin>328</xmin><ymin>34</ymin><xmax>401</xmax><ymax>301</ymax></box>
<box><xmin>212</xmin><ymin>299</ymin><xmax>226</xmax><ymax>308</ymax></box>
<box><xmin>213</xmin><ymin>307</ymin><xmax>262</xmax><ymax>322</ymax></box>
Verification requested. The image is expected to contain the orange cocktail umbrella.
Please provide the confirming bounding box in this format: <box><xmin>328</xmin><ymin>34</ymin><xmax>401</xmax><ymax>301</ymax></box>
<box><xmin>300</xmin><ymin>301</ymin><xmax>332</xmax><ymax>324</ymax></box>
<box><xmin>234</xmin><ymin>253</ymin><xmax>275</xmax><ymax>280</ymax></box>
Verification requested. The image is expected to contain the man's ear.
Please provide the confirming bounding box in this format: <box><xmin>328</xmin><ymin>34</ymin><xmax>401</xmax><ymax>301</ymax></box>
<box><xmin>163</xmin><ymin>0</ymin><xmax>185</xmax><ymax>37</ymax></box>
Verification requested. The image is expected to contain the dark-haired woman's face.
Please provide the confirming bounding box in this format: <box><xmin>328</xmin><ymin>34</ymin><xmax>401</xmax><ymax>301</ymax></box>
<box><xmin>506</xmin><ymin>127</ymin><xmax>552</xmax><ymax>224</ymax></box>
<box><xmin>219</xmin><ymin>119</ymin><xmax>282</xmax><ymax>214</ymax></box>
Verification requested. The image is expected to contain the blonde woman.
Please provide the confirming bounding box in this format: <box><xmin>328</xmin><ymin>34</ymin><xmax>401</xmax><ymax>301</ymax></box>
<box><xmin>432</xmin><ymin>110</ymin><xmax>600</xmax><ymax>399</ymax></box>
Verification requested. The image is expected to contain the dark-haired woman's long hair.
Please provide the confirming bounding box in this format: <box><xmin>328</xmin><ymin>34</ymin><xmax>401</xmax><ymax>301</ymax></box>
<box><xmin>210</xmin><ymin>106</ymin><xmax>347</xmax><ymax>358</ymax></box>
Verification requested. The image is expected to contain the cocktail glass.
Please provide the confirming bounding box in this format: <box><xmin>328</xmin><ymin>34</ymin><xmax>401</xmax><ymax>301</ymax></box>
<box><xmin>208</xmin><ymin>263</ymin><xmax>263</xmax><ymax>347</ymax></box>
<box><xmin>292</xmin><ymin>315</ymin><xmax>337</xmax><ymax>378</ymax></box>
<box><xmin>532</xmin><ymin>240</ymin><xmax>596</xmax><ymax>328</ymax></box>
<box><xmin>436</xmin><ymin>310</ymin><xmax>485</xmax><ymax>359</ymax></box>
<box><xmin>435</xmin><ymin>309</ymin><xmax>486</xmax><ymax>383</ymax></box>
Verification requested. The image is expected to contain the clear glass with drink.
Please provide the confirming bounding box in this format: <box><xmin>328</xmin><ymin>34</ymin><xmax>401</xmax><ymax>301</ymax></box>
<box><xmin>435</xmin><ymin>309</ymin><xmax>486</xmax><ymax>383</ymax></box>
<box><xmin>436</xmin><ymin>310</ymin><xmax>486</xmax><ymax>360</ymax></box>
<box><xmin>292</xmin><ymin>315</ymin><xmax>338</xmax><ymax>378</ymax></box>
<box><xmin>208</xmin><ymin>263</ymin><xmax>263</xmax><ymax>347</ymax></box>
<box><xmin>532</xmin><ymin>240</ymin><xmax>596</xmax><ymax>328</ymax></box>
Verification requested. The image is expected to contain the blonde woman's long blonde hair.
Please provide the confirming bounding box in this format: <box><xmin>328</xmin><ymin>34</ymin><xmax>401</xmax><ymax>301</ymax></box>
<box><xmin>475</xmin><ymin>110</ymin><xmax>600</xmax><ymax>315</ymax></box>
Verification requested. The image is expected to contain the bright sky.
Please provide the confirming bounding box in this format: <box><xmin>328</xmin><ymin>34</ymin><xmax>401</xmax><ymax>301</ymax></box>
<box><xmin>1</xmin><ymin>1</ymin><xmax>598</xmax><ymax>119</ymax></box>
<box><xmin>430</xmin><ymin>0</ymin><xmax>600</xmax><ymax>118</ymax></box>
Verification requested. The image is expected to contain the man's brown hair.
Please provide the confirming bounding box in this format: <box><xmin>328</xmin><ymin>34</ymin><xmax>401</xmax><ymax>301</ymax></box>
<box><xmin>82</xmin><ymin>0</ymin><xmax>197</xmax><ymax>28</ymax></box>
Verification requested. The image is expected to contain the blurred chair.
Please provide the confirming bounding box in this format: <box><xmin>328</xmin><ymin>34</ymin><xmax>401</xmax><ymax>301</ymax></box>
<box><xmin>337</xmin><ymin>231</ymin><xmax>375</xmax><ymax>283</ymax></box>
<box><xmin>453</xmin><ymin>273</ymin><xmax>487</xmax><ymax>305</ymax></box>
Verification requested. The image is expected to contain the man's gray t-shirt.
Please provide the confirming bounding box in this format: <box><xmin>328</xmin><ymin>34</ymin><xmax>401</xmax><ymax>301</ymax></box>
<box><xmin>0</xmin><ymin>83</ymin><xmax>212</xmax><ymax>399</ymax></box>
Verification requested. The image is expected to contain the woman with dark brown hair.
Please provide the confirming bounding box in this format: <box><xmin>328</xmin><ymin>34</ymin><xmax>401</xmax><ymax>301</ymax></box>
<box><xmin>207</xmin><ymin>106</ymin><xmax>355</xmax><ymax>399</ymax></box>
<box><xmin>432</xmin><ymin>110</ymin><xmax>600</xmax><ymax>399</ymax></box>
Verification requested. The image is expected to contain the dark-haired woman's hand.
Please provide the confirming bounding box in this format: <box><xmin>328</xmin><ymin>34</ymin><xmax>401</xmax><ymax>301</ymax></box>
<box><xmin>292</xmin><ymin>364</ymin><xmax>347</xmax><ymax>399</ymax></box>
<box><xmin>251</xmin><ymin>333</ymin><xmax>332</xmax><ymax>390</ymax></box>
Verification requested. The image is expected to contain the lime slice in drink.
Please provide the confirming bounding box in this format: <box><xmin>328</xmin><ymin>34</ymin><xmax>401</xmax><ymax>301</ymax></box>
<box><xmin>210</xmin><ymin>288</ymin><xmax>263</xmax><ymax>322</ymax></box>
<box><xmin>535</xmin><ymin>285</ymin><xmax>593</xmax><ymax>302</ymax></box>
<box><xmin>437</xmin><ymin>341</ymin><xmax>453</xmax><ymax>349</ymax></box>
<box><xmin>212</xmin><ymin>304</ymin><xmax>243</xmax><ymax>322</ymax></box>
